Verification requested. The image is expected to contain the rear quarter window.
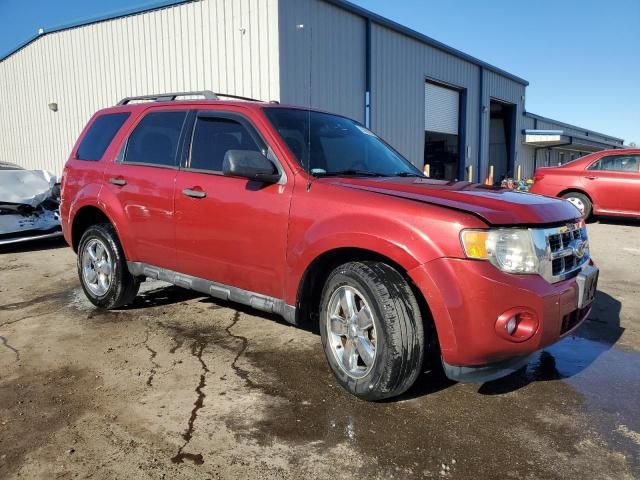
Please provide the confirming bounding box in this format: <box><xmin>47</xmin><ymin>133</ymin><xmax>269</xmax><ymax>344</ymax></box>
<box><xmin>76</xmin><ymin>112</ymin><xmax>130</xmax><ymax>160</ymax></box>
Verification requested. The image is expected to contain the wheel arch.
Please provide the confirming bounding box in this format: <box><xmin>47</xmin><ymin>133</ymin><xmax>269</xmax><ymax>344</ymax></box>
<box><xmin>71</xmin><ymin>205</ymin><xmax>116</xmax><ymax>252</ymax></box>
<box><xmin>293</xmin><ymin>247</ymin><xmax>437</xmax><ymax>355</ymax></box>
<box><xmin>557</xmin><ymin>188</ymin><xmax>593</xmax><ymax>203</ymax></box>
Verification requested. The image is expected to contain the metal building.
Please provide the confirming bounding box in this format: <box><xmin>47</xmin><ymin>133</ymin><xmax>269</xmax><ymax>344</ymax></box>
<box><xmin>0</xmin><ymin>0</ymin><xmax>624</xmax><ymax>178</ymax></box>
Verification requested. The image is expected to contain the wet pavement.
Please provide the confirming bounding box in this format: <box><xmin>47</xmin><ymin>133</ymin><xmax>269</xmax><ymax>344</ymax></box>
<box><xmin>1</xmin><ymin>220</ymin><xmax>639</xmax><ymax>479</ymax></box>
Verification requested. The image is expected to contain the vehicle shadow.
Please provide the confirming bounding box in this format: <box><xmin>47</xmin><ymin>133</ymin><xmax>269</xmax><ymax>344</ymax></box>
<box><xmin>111</xmin><ymin>282</ymin><xmax>624</xmax><ymax>401</ymax></box>
<box><xmin>588</xmin><ymin>216</ymin><xmax>640</xmax><ymax>227</ymax></box>
<box><xmin>477</xmin><ymin>290</ymin><xmax>623</xmax><ymax>395</ymax></box>
<box><xmin>0</xmin><ymin>236</ymin><xmax>67</xmax><ymax>254</ymax></box>
<box><xmin>120</xmin><ymin>284</ymin><xmax>204</xmax><ymax>310</ymax></box>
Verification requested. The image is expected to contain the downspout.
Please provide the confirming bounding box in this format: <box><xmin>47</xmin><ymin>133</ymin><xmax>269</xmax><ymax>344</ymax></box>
<box><xmin>364</xmin><ymin>18</ymin><xmax>372</xmax><ymax>128</ymax></box>
<box><xmin>477</xmin><ymin>66</ymin><xmax>484</xmax><ymax>183</ymax></box>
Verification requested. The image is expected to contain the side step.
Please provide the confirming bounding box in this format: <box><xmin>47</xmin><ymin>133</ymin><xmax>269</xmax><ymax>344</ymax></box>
<box><xmin>127</xmin><ymin>261</ymin><xmax>296</xmax><ymax>324</ymax></box>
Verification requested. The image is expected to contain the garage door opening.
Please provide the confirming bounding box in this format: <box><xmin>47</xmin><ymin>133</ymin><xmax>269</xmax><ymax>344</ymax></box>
<box><xmin>424</xmin><ymin>82</ymin><xmax>461</xmax><ymax>180</ymax></box>
<box><xmin>488</xmin><ymin>100</ymin><xmax>515</xmax><ymax>183</ymax></box>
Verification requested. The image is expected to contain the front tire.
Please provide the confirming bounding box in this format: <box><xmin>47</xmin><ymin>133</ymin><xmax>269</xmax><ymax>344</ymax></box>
<box><xmin>319</xmin><ymin>261</ymin><xmax>425</xmax><ymax>401</ymax></box>
<box><xmin>561</xmin><ymin>192</ymin><xmax>592</xmax><ymax>219</ymax></box>
<box><xmin>77</xmin><ymin>223</ymin><xmax>140</xmax><ymax>309</ymax></box>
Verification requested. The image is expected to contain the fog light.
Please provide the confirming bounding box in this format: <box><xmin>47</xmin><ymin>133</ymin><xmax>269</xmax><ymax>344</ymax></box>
<box><xmin>495</xmin><ymin>308</ymin><xmax>539</xmax><ymax>342</ymax></box>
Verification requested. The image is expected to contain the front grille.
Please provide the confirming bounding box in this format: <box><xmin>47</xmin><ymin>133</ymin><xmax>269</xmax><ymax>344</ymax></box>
<box><xmin>534</xmin><ymin>222</ymin><xmax>589</xmax><ymax>283</ymax></box>
<box><xmin>548</xmin><ymin>226</ymin><xmax>585</xmax><ymax>254</ymax></box>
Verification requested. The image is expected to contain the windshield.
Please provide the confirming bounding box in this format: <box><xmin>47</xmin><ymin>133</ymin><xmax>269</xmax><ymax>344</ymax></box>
<box><xmin>263</xmin><ymin>107</ymin><xmax>423</xmax><ymax>177</ymax></box>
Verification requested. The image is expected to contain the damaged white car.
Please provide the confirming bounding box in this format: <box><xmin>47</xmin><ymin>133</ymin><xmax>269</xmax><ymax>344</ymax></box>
<box><xmin>0</xmin><ymin>162</ymin><xmax>62</xmax><ymax>246</ymax></box>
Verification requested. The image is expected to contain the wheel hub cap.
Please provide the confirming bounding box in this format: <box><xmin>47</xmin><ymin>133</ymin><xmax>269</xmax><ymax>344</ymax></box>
<box><xmin>566</xmin><ymin>196</ymin><xmax>585</xmax><ymax>214</ymax></box>
<box><xmin>82</xmin><ymin>238</ymin><xmax>113</xmax><ymax>297</ymax></box>
<box><xmin>326</xmin><ymin>286</ymin><xmax>377</xmax><ymax>379</ymax></box>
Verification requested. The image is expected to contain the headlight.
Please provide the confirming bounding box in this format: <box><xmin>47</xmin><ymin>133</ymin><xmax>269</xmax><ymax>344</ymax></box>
<box><xmin>460</xmin><ymin>229</ymin><xmax>539</xmax><ymax>274</ymax></box>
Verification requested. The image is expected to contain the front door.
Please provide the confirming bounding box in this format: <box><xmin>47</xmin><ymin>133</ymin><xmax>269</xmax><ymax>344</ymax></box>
<box><xmin>584</xmin><ymin>153</ymin><xmax>640</xmax><ymax>215</ymax></box>
<box><xmin>173</xmin><ymin>110</ymin><xmax>293</xmax><ymax>299</ymax></box>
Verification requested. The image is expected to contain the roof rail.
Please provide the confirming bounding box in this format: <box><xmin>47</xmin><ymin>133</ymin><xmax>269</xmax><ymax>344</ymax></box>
<box><xmin>116</xmin><ymin>90</ymin><xmax>264</xmax><ymax>105</ymax></box>
<box><xmin>214</xmin><ymin>93</ymin><xmax>264</xmax><ymax>102</ymax></box>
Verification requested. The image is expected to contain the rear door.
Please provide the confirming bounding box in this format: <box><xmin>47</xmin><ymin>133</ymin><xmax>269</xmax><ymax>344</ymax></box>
<box><xmin>585</xmin><ymin>154</ymin><xmax>640</xmax><ymax>215</ymax></box>
<box><xmin>101</xmin><ymin>108</ymin><xmax>189</xmax><ymax>270</ymax></box>
<box><xmin>173</xmin><ymin>108</ymin><xmax>293</xmax><ymax>299</ymax></box>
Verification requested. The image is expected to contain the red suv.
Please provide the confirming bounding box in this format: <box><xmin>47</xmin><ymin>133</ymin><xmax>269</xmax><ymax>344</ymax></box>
<box><xmin>530</xmin><ymin>148</ymin><xmax>640</xmax><ymax>218</ymax></box>
<box><xmin>61</xmin><ymin>91</ymin><xmax>598</xmax><ymax>400</ymax></box>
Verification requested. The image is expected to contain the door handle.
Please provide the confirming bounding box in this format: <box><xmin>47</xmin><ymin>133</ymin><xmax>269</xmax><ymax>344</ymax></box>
<box><xmin>585</xmin><ymin>176</ymin><xmax>598</xmax><ymax>180</ymax></box>
<box><xmin>182</xmin><ymin>187</ymin><xmax>206</xmax><ymax>199</ymax></box>
<box><xmin>109</xmin><ymin>177</ymin><xmax>127</xmax><ymax>186</ymax></box>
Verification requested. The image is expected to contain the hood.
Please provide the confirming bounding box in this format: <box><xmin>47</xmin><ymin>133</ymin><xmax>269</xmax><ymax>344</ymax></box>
<box><xmin>320</xmin><ymin>177</ymin><xmax>580</xmax><ymax>225</ymax></box>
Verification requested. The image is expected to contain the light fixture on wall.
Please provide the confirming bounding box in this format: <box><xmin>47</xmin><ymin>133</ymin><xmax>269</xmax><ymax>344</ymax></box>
<box><xmin>482</xmin><ymin>105</ymin><xmax>488</xmax><ymax>114</ymax></box>
<box><xmin>48</xmin><ymin>103</ymin><xmax>58</xmax><ymax>112</ymax></box>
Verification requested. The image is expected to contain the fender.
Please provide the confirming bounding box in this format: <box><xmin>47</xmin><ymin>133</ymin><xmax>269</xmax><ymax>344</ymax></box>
<box><xmin>284</xmin><ymin>211</ymin><xmax>447</xmax><ymax>305</ymax></box>
<box><xmin>64</xmin><ymin>183</ymin><xmax>102</xmax><ymax>245</ymax></box>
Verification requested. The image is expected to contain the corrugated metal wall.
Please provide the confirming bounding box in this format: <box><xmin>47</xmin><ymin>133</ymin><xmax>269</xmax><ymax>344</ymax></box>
<box><xmin>277</xmin><ymin>0</ymin><xmax>366</xmax><ymax>123</ymax></box>
<box><xmin>0</xmin><ymin>0</ymin><xmax>280</xmax><ymax>174</ymax></box>
<box><xmin>370</xmin><ymin>23</ymin><xmax>481</xmax><ymax>171</ymax></box>
<box><xmin>530</xmin><ymin>116</ymin><xmax>623</xmax><ymax>146</ymax></box>
<box><xmin>521</xmin><ymin>113</ymin><xmax>624</xmax><ymax>173</ymax></box>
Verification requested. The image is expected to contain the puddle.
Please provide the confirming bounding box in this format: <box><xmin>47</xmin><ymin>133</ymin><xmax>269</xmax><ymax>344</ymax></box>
<box><xmin>539</xmin><ymin>336</ymin><xmax>640</xmax><ymax>470</ymax></box>
<box><xmin>537</xmin><ymin>337</ymin><xmax>640</xmax><ymax>427</ymax></box>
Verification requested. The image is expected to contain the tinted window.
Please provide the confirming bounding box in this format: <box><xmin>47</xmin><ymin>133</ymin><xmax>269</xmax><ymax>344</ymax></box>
<box><xmin>589</xmin><ymin>155</ymin><xmax>640</xmax><ymax>173</ymax></box>
<box><xmin>124</xmin><ymin>111</ymin><xmax>187</xmax><ymax>167</ymax></box>
<box><xmin>77</xmin><ymin>112</ymin><xmax>130</xmax><ymax>161</ymax></box>
<box><xmin>263</xmin><ymin>107</ymin><xmax>421</xmax><ymax>177</ymax></box>
<box><xmin>190</xmin><ymin>117</ymin><xmax>260</xmax><ymax>172</ymax></box>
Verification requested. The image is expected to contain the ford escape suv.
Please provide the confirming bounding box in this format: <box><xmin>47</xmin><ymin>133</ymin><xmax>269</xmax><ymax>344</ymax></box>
<box><xmin>61</xmin><ymin>91</ymin><xmax>598</xmax><ymax>400</ymax></box>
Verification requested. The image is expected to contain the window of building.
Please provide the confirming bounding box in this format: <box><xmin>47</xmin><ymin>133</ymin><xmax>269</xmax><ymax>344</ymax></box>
<box><xmin>424</xmin><ymin>82</ymin><xmax>460</xmax><ymax>180</ymax></box>
<box><xmin>589</xmin><ymin>155</ymin><xmax>640</xmax><ymax>173</ymax></box>
<box><xmin>124</xmin><ymin>111</ymin><xmax>187</xmax><ymax>167</ymax></box>
<box><xmin>189</xmin><ymin>116</ymin><xmax>261</xmax><ymax>172</ymax></box>
<box><xmin>77</xmin><ymin>112</ymin><xmax>130</xmax><ymax>161</ymax></box>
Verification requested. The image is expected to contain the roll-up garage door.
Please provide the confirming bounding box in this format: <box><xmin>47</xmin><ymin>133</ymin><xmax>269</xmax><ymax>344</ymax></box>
<box><xmin>425</xmin><ymin>82</ymin><xmax>459</xmax><ymax>134</ymax></box>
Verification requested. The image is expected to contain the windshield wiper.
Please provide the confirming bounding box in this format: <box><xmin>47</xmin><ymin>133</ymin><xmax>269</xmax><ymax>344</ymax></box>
<box><xmin>313</xmin><ymin>169</ymin><xmax>387</xmax><ymax>177</ymax></box>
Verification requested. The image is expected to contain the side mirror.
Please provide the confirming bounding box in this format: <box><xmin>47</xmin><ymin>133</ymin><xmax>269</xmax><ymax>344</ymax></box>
<box><xmin>223</xmin><ymin>150</ymin><xmax>281</xmax><ymax>184</ymax></box>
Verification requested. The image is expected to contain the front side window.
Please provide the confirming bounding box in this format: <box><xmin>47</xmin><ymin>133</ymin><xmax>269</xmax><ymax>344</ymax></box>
<box><xmin>589</xmin><ymin>155</ymin><xmax>640</xmax><ymax>173</ymax></box>
<box><xmin>124</xmin><ymin>111</ymin><xmax>187</xmax><ymax>167</ymax></box>
<box><xmin>77</xmin><ymin>112</ymin><xmax>130</xmax><ymax>161</ymax></box>
<box><xmin>189</xmin><ymin>116</ymin><xmax>261</xmax><ymax>172</ymax></box>
<box><xmin>263</xmin><ymin>107</ymin><xmax>422</xmax><ymax>177</ymax></box>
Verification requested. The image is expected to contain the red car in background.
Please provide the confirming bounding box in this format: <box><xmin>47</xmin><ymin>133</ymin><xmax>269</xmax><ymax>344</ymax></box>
<box><xmin>530</xmin><ymin>148</ymin><xmax>640</xmax><ymax>219</ymax></box>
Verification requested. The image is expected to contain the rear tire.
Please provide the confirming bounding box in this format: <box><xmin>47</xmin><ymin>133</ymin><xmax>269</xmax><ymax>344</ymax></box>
<box><xmin>561</xmin><ymin>192</ymin><xmax>592</xmax><ymax>219</ymax></box>
<box><xmin>77</xmin><ymin>223</ymin><xmax>140</xmax><ymax>309</ymax></box>
<box><xmin>319</xmin><ymin>261</ymin><xmax>425</xmax><ymax>401</ymax></box>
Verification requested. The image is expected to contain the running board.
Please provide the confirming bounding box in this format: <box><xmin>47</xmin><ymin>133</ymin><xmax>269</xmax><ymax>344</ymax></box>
<box><xmin>127</xmin><ymin>261</ymin><xmax>296</xmax><ymax>324</ymax></box>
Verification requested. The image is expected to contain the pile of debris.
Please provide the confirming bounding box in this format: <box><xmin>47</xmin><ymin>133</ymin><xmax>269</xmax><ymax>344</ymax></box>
<box><xmin>0</xmin><ymin>162</ymin><xmax>62</xmax><ymax>246</ymax></box>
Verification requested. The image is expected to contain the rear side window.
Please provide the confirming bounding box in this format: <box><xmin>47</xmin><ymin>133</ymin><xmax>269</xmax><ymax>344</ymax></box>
<box><xmin>76</xmin><ymin>112</ymin><xmax>130</xmax><ymax>160</ymax></box>
<box><xmin>124</xmin><ymin>111</ymin><xmax>187</xmax><ymax>167</ymax></box>
<box><xmin>589</xmin><ymin>155</ymin><xmax>640</xmax><ymax>173</ymax></box>
<box><xmin>189</xmin><ymin>116</ymin><xmax>260</xmax><ymax>172</ymax></box>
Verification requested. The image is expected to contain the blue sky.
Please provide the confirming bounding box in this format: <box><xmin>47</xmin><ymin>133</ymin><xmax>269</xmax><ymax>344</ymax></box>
<box><xmin>1</xmin><ymin>0</ymin><xmax>638</xmax><ymax>144</ymax></box>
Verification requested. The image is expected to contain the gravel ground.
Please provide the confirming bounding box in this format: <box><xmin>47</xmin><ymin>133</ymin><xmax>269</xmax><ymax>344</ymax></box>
<box><xmin>1</xmin><ymin>219</ymin><xmax>639</xmax><ymax>479</ymax></box>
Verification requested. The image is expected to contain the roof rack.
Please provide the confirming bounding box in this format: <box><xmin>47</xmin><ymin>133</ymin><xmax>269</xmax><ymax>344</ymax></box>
<box><xmin>116</xmin><ymin>90</ymin><xmax>264</xmax><ymax>105</ymax></box>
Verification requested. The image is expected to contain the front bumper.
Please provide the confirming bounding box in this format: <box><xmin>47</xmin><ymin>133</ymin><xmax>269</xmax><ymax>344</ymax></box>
<box><xmin>408</xmin><ymin>257</ymin><xmax>592</xmax><ymax>373</ymax></box>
